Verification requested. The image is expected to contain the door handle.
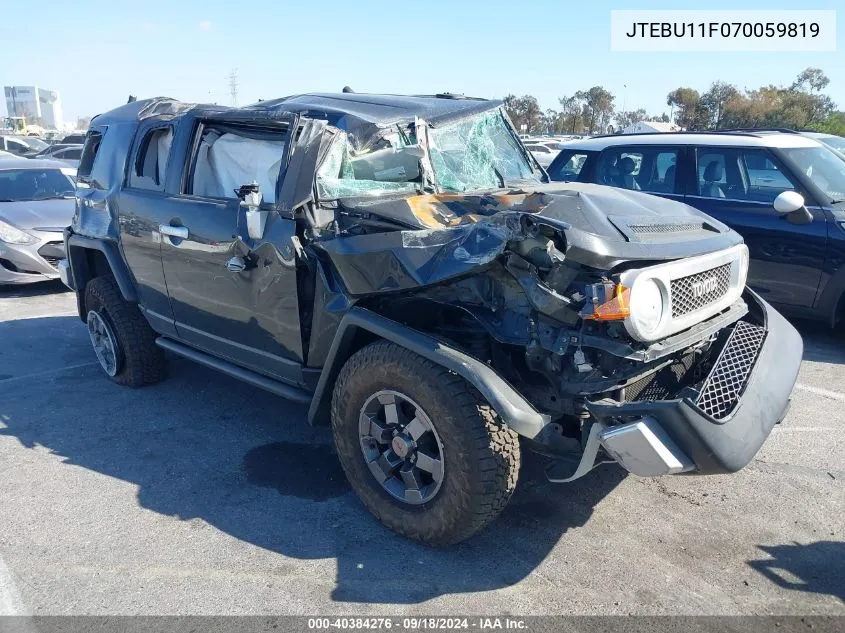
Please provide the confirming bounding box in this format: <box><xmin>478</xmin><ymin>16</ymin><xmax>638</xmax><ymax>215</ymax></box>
<box><xmin>159</xmin><ymin>224</ymin><xmax>189</xmax><ymax>239</ymax></box>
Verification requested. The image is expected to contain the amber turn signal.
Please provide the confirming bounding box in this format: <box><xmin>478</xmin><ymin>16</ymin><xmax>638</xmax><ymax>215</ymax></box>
<box><xmin>584</xmin><ymin>284</ymin><xmax>631</xmax><ymax>321</ymax></box>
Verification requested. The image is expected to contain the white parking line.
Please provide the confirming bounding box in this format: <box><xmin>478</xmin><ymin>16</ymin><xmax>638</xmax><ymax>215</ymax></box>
<box><xmin>0</xmin><ymin>556</ymin><xmax>25</xmax><ymax>616</ymax></box>
<box><xmin>0</xmin><ymin>362</ymin><xmax>98</xmax><ymax>387</ymax></box>
<box><xmin>794</xmin><ymin>383</ymin><xmax>845</xmax><ymax>403</ymax></box>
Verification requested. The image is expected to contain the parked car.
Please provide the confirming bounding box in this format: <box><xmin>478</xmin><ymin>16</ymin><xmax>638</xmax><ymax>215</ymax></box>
<box><xmin>62</xmin><ymin>94</ymin><xmax>800</xmax><ymax>545</ymax></box>
<box><xmin>0</xmin><ymin>157</ymin><xmax>76</xmax><ymax>285</ymax></box>
<box><xmin>801</xmin><ymin>131</ymin><xmax>845</xmax><ymax>155</ymax></box>
<box><xmin>46</xmin><ymin>145</ymin><xmax>82</xmax><ymax>169</ymax></box>
<box><xmin>34</xmin><ymin>143</ymin><xmax>80</xmax><ymax>158</ymax></box>
<box><xmin>0</xmin><ymin>135</ymin><xmax>48</xmax><ymax>157</ymax></box>
<box><xmin>524</xmin><ymin>142</ymin><xmax>559</xmax><ymax>167</ymax></box>
<box><xmin>61</xmin><ymin>133</ymin><xmax>87</xmax><ymax>144</ymax></box>
<box><xmin>546</xmin><ymin>131</ymin><xmax>845</xmax><ymax>326</ymax></box>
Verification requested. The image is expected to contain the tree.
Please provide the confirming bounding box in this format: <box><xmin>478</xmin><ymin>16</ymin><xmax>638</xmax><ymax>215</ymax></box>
<box><xmin>503</xmin><ymin>94</ymin><xmax>520</xmax><ymax>128</ymax></box>
<box><xmin>817</xmin><ymin>111</ymin><xmax>845</xmax><ymax>136</ymax></box>
<box><xmin>719</xmin><ymin>68</ymin><xmax>836</xmax><ymax>130</ymax></box>
<box><xmin>580</xmin><ymin>86</ymin><xmax>615</xmax><ymax>134</ymax></box>
<box><xmin>558</xmin><ymin>94</ymin><xmax>584</xmax><ymax>134</ymax></box>
<box><xmin>76</xmin><ymin>116</ymin><xmax>92</xmax><ymax>131</ymax></box>
<box><xmin>700</xmin><ymin>81</ymin><xmax>740</xmax><ymax>128</ymax></box>
<box><xmin>541</xmin><ymin>108</ymin><xmax>564</xmax><ymax>134</ymax></box>
<box><xmin>615</xmin><ymin>108</ymin><xmax>648</xmax><ymax>130</ymax></box>
<box><xmin>791</xmin><ymin>67</ymin><xmax>829</xmax><ymax>93</ymax></box>
<box><xmin>502</xmin><ymin>94</ymin><xmax>542</xmax><ymax>133</ymax></box>
<box><xmin>666</xmin><ymin>88</ymin><xmax>707</xmax><ymax>130</ymax></box>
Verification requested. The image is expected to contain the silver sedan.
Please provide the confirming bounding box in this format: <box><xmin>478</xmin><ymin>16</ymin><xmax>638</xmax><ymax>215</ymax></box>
<box><xmin>0</xmin><ymin>157</ymin><xmax>76</xmax><ymax>285</ymax></box>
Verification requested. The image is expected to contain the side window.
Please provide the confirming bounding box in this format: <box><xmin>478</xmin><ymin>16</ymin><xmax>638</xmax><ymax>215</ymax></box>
<box><xmin>7</xmin><ymin>139</ymin><xmax>30</xmax><ymax>154</ymax></box>
<box><xmin>635</xmin><ymin>149</ymin><xmax>679</xmax><ymax>194</ymax></box>
<box><xmin>549</xmin><ymin>150</ymin><xmax>590</xmax><ymax>181</ymax></box>
<box><xmin>697</xmin><ymin>151</ymin><xmax>729</xmax><ymax>199</ymax></box>
<box><xmin>128</xmin><ymin>127</ymin><xmax>173</xmax><ymax>191</ymax></box>
<box><xmin>186</xmin><ymin>124</ymin><xmax>287</xmax><ymax>203</ymax></box>
<box><xmin>65</xmin><ymin>148</ymin><xmax>82</xmax><ymax>159</ymax></box>
<box><xmin>696</xmin><ymin>148</ymin><xmax>799</xmax><ymax>202</ymax></box>
<box><xmin>597</xmin><ymin>149</ymin><xmax>644</xmax><ymax>191</ymax></box>
<box><xmin>740</xmin><ymin>149</ymin><xmax>797</xmax><ymax>203</ymax></box>
<box><xmin>77</xmin><ymin>130</ymin><xmax>103</xmax><ymax>181</ymax></box>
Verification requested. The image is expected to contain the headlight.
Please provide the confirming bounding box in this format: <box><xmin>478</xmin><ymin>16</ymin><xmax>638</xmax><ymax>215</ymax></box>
<box><xmin>0</xmin><ymin>219</ymin><xmax>37</xmax><ymax>244</ymax></box>
<box><xmin>629</xmin><ymin>278</ymin><xmax>665</xmax><ymax>338</ymax></box>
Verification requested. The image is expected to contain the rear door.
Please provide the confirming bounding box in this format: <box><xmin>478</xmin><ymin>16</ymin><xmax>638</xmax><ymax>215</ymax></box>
<box><xmin>157</xmin><ymin>112</ymin><xmax>305</xmax><ymax>383</ymax></box>
<box><xmin>117</xmin><ymin>120</ymin><xmax>178</xmax><ymax>335</ymax></box>
<box><xmin>686</xmin><ymin>146</ymin><xmax>825</xmax><ymax>307</ymax></box>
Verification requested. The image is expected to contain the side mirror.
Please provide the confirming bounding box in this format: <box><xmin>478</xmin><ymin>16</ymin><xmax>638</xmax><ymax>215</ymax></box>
<box><xmin>773</xmin><ymin>191</ymin><xmax>813</xmax><ymax>225</ymax></box>
<box><xmin>236</xmin><ymin>182</ymin><xmax>268</xmax><ymax>240</ymax></box>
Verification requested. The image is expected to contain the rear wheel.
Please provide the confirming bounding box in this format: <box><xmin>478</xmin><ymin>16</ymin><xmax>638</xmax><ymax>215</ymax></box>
<box><xmin>331</xmin><ymin>340</ymin><xmax>520</xmax><ymax>545</ymax></box>
<box><xmin>84</xmin><ymin>276</ymin><xmax>166</xmax><ymax>387</ymax></box>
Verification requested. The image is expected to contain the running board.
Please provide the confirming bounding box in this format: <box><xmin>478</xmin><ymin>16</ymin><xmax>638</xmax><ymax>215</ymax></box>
<box><xmin>155</xmin><ymin>337</ymin><xmax>313</xmax><ymax>404</ymax></box>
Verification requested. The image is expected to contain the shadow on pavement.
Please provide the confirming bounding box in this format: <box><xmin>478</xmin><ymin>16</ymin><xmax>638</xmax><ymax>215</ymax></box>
<box><xmin>792</xmin><ymin>319</ymin><xmax>845</xmax><ymax>365</ymax></box>
<box><xmin>748</xmin><ymin>541</ymin><xmax>845</xmax><ymax>602</ymax></box>
<box><xmin>0</xmin><ymin>279</ymin><xmax>69</xmax><ymax>298</ymax></box>
<box><xmin>0</xmin><ymin>315</ymin><xmax>626</xmax><ymax>604</ymax></box>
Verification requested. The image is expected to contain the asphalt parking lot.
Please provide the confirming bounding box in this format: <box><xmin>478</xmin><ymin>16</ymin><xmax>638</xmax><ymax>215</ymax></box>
<box><xmin>0</xmin><ymin>280</ymin><xmax>843</xmax><ymax>616</ymax></box>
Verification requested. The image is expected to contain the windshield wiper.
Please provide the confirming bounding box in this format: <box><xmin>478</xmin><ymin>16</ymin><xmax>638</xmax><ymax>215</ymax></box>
<box><xmin>493</xmin><ymin>167</ymin><xmax>505</xmax><ymax>189</ymax></box>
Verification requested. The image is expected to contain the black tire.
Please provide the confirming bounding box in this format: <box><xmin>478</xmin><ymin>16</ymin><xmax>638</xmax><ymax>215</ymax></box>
<box><xmin>84</xmin><ymin>276</ymin><xmax>166</xmax><ymax>387</ymax></box>
<box><xmin>331</xmin><ymin>340</ymin><xmax>520</xmax><ymax>545</ymax></box>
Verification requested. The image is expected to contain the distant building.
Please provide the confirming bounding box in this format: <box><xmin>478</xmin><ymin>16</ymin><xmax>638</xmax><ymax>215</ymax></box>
<box><xmin>621</xmin><ymin>120</ymin><xmax>681</xmax><ymax>134</ymax></box>
<box><xmin>4</xmin><ymin>86</ymin><xmax>64</xmax><ymax>129</ymax></box>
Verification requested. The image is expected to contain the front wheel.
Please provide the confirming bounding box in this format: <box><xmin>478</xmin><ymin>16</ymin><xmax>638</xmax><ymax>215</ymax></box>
<box><xmin>331</xmin><ymin>341</ymin><xmax>520</xmax><ymax>545</ymax></box>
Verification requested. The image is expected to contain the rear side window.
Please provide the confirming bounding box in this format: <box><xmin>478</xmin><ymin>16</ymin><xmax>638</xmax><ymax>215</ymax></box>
<box><xmin>129</xmin><ymin>127</ymin><xmax>173</xmax><ymax>191</ymax></box>
<box><xmin>597</xmin><ymin>150</ymin><xmax>644</xmax><ymax>190</ymax></box>
<box><xmin>596</xmin><ymin>147</ymin><xmax>680</xmax><ymax>194</ymax></box>
<box><xmin>186</xmin><ymin>124</ymin><xmax>287</xmax><ymax>203</ymax></box>
<box><xmin>77</xmin><ymin>130</ymin><xmax>103</xmax><ymax>180</ymax></box>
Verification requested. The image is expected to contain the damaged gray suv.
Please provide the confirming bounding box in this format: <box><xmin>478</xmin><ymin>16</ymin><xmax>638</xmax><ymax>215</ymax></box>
<box><xmin>61</xmin><ymin>93</ymin><xmax>802</xmax><ymax>545</ymax></box>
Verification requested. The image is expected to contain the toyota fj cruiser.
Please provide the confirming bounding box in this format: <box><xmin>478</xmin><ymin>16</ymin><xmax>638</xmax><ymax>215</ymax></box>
<box><xmin>61</xmin><ymin>93</ymin><xmax>802</xmax><ymax>545</ymax></box>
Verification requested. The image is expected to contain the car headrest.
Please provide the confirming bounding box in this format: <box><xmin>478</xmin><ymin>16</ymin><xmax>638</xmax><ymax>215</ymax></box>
<box><xmin>618</xmin><ymin>156</ymin><xmax>636</xmax><ymax>174</ymax></box>
<box><xmin>703</xmin><ymin>160</ymin><xmax>723</xmax><ymax>182</ymax></box>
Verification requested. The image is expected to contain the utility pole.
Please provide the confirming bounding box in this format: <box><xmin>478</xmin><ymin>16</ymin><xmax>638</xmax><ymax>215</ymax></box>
<box><xmin>228</xmin><ymin>69</ymin><xmax>239</xmax><ymax>107</ymax></box>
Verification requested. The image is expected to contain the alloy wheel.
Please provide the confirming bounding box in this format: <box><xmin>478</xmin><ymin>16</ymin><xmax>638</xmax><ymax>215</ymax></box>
<box><xmin>358</xmin><ymin>390</ymin><xmax>445</xmax><ymax>505</ymax></box>
<box><xmin>87</xmin><ymin>310</ymin><xmax>122</xmax><ymax>377</ymax></box>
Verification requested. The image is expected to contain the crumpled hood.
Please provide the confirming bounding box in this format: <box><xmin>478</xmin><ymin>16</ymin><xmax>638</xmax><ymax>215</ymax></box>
<box><xmin>343</xmin><ymin>182</ymin><xmax>742</xmax><ymax>270</ymax></box>
<box><xmin>0</xmin><ymin>199</ymin><xmax>75</xmax><ymax>231</ymax></box>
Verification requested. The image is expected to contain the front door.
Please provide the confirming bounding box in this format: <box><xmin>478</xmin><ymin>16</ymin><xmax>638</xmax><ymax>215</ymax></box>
<box><xmin>686</xmin><ymin>146</ymin><xmax>826</xmax><ymax>308</ymax></box>
<box><xmin>157</xmin><ymin>113</ymin><xmax>304</xmax><ymax>384</ymax></box>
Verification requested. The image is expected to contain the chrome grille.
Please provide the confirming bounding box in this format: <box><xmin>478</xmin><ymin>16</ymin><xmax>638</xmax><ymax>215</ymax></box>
<box><xmin>630</xmin><ymin>222</ymin><xmax>701</xmax><ymax>235</ymax></box>
<box><xmin>671</xmin><ymin>263</ymin><xmax>732</xmax><ymax>318</ymax></box>
<box><xmin>695</xmin><ymin>321</ymin><xmax>765</xmax><ymax>420</ymax></box>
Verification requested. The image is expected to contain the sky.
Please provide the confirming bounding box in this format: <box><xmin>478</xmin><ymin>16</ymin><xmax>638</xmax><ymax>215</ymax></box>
<box><xmin>3</xmin><ymin>0</ymin><xmax>843</xmax><ymax>125</ymax></box>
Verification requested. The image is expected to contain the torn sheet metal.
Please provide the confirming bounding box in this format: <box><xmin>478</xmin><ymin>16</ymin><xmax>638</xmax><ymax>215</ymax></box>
<box><xmin>317</xmin><ymin>219</ymin><xmax>521</xmax><ymax>295</ymax></box>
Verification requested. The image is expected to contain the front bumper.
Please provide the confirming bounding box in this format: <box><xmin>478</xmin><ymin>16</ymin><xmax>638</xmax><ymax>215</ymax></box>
<box><xmin>587</xmin><ymin>290</ymin><xmax>801</xmax><ymax>475</ymax></box>
<box><xmin>0</xmin><ymin>231</ymin><xmax>65</xmax><ymax>285</ymax></box>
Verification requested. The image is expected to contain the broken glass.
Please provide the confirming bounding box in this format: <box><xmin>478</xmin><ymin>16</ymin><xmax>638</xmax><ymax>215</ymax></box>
<box><xmin>428</xmin><ymin>111</ymin><xmax>537</xmax><ymax>192</ymax></box>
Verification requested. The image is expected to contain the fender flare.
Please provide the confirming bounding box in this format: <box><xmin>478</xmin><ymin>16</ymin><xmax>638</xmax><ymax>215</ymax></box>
<box><xmin>814</xmin><ymin>263</ymin><xmax>845</xmax><ymax>327</ymax></box>
<box><xmin>66</xmin><ymin>232</ymin><xmax>138</xmax><ymax>320</ymax></box>
<box><xmin>307</xmin><ymin>307</ymin><xmax>550</xmax><ymax>438</ymax></box>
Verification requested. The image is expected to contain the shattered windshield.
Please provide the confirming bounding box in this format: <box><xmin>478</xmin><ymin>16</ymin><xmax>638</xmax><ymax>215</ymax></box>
<box><xmin>316</xmin><ymin>109</ymin><xmax>539</xmax><ymax>199</ymax></box>
<box><xmin>428</xmin><ymin>111</ymin><xmax>537</xmax><ymax>192</ymax></box>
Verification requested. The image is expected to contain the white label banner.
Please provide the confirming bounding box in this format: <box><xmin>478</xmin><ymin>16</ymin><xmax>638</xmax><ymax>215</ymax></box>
<box><xmin>611</xmin><ymin>10</ymin><xmax>836</xmax><ymax>51</ymax></box>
